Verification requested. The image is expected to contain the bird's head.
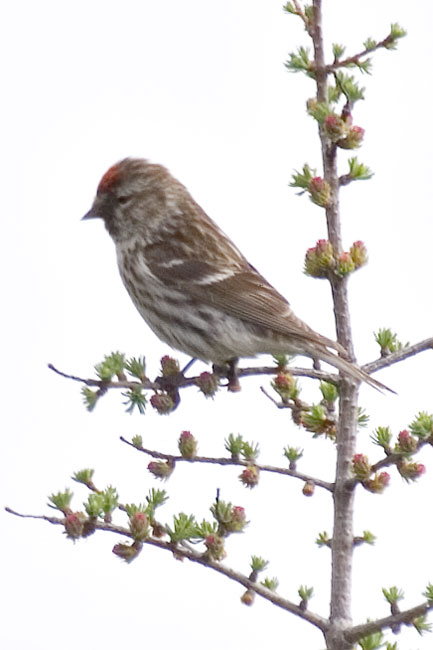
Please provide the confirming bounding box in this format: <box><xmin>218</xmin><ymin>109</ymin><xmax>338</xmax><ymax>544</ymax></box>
<box><xmin>83</xmin><ymin>158</ymin><xmax>177</xmax><ymax>242</ymax></box>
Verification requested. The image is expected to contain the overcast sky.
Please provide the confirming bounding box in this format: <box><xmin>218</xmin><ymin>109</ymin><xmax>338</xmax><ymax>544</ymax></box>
<box><xmin>2</xmin><ymin>2</ymin><xmax>433</xmax><ymax>649</ymax></box>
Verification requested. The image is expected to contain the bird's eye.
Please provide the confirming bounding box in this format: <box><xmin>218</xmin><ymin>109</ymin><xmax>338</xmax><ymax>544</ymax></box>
<box><xmin>117</xmin><ymin>195</ymin><xmax>130</xmax><ymax>204</ymax></box>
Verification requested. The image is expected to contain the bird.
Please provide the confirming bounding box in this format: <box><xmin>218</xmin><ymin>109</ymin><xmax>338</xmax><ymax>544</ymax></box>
<box><xmin>83</xmin><ymin>157</ymin><xmax>392</xmax><ymax>393</ymax></box>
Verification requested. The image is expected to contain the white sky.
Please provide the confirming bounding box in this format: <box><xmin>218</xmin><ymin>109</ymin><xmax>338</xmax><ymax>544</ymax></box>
<box><xmin>2</xmin><ymin>1</ymin><xmax>433</xmax><ymax>649</ymax></box>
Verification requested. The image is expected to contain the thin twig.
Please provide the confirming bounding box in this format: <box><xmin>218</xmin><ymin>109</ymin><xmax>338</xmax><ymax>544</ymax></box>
<box><xmin>362</xmin><ymin>338</ymin><xmax>433</xmax><ymax>375</ymax></box>
<box><xmin>48</xmin><ymin>335</ymin><xmax>433</xmax><ymax>397</ymax></box>
<box><xmin>323</xmin><ymin>31</ymin><xmax>398</xmax><ymax>73</ymax></box>
<box><xmin>5</xmin><ymin>506</ymin><xmax>328</xmax><ymax>632</ymax></box>
<box><xmin>119</xmin><ymin>437</ymin><xmax>334</xmax><ymax>492</ymax></box>
<box><xmin>292</xmin><ymin>0</ymin><xmax>313</xmax><ymax>36</ymax></box>
<box><xmin>346</xmin><ymin>603</ymin><xmax>433</xmax><ymax>644</ymax></box>
<box><xmin>47</xmin><ymin>362</ymin><xmax>339</xmax><ymax>389</ymax></box>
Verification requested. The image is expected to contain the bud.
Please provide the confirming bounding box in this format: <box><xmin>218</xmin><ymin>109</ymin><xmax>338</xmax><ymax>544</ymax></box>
<box><xmin>204</xmin><ymin>534</ymin><xmax>226</xmax><ymax>561</ymax></box>
<box><xmin>112</xmin><ymin>541</ymin><xmax>142</xmax><ymax>563</ymax></box>
<box><xmin>132</xmin><ymin>434</ymin><xmax>143</xmax><ymax>448</ymax></box>
<box><xmin>364</xmin><ymin>471</ymin><xmax>391</xmax><ymax>493</ymax></box>
<box><xmin>272</xmin><ymin>372</ymin><xmax>296</xmax><ymax>402</ymax></box>
<box><xmin>304</xmin><ymin>239</ymin><xmax>334</xmax><ymax>278</ymax></box>
<box><xmin>335</xmin><ymin>252</ymin><xmax>355</xmax><ymax>277</ymax></box>
<box><xmin>129</xmin><ymin>511</ymin><xmax>149</xmax><ymax>541</ymax></box>
<box><xmin>150</xmin><ymin>392</ymin><xmax>175</xmax><ymax>415</ymax></box>
<box><xmin>178</xmin><ymin>430</ymin><xmax>198</xmax><ymax>458</ymax></box>
<box><xmin>147</xmin><ymin>460</ymin><xmax>174</xmax><ymax>480</ymax></box>
<box><xmin>397</xmin><ymin>460</ymin><xmax>426</xmax><ymax>481</ymax></box>
<box><xmin>323</xmin><ymin>114</ymin><xmax>348</xmax><ymax>141</ymax></box>
<box><xmin>302</xmin><ymin>481</ymin><xmax>315</xmax><ymax>497</ymax></box>
<box><xmin>196</xmin><ymin>371</ymin><xmax>219</xmax><ymax>397</ymax></box>
<box><xmin>308</xmin><ymin>176</ymin><xmax>331</xmax><ymax>207</ymax></box>
<box><xmin>349</xmin><ymin>241</ymin><xmax>368</xmax><ymax>269</ymax></box>
<box><xmin>82</xmin><ymin>518</ymin><xmax>97</xmax><ymax>538</ymax></box>
<box><xmin>396</xmin><ymin>429</ymin><xmax>418</xmax><ymax>454</ymax></box>
<box><xmin>160</xmin><ymin>355</ymin><xmax>180</xmax><ymax>376</ymax></box>
<box><xmin>352</xmin><ymin>454</ymin><xmax>372</xmax><ymax>481</ymax></box>
<box><xmin>241</xmin><ymin>589</ymin><xmax>255</xmax><ymax>606</ymax></box>
<box><xmin>64</xmin><ymin>512</ymin><xmax>87</xmax><ymax>540</ymax></box>
<box><xmin>226</xmin><ymin>505</ymin><xmax>248</xmax><ymax>533</ymax></box>
<box><xmin>338</xmin><ymin>125</ymin><xmax>365</xmax><ymax>149</ymax></box>
<box><xmin>239</xmin><ymin>465</ymin><xmax>260</xmax><ymax>488</ymax></box>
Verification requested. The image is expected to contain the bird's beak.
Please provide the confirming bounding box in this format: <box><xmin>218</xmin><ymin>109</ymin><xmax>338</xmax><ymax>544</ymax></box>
<box><xmin>82</xmin><ymin>209</ymin><xmax>100</xmax><ymax>221</ymax></box>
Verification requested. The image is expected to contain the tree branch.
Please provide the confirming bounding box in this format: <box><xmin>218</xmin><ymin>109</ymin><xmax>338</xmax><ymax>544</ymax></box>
<box><xmin>345</xmin><ymin>603</ymin><xmax>433</xmax><ymax>644</ymax></box>
<box><xmin>48</xmin><ymin>362</ymin><xmax>340</xmax><ymax>389</ymax></box>
<box><xmin>312</xmin><ymin>3</ymin><xmax>359</xmax><ymax>644</ymax></box>
<box><xmin>362</xmin><ymin>338</ymin><xmax>433</xmax><ymax>375</ymax></box>
<box><xmin>119</xmin><ymin>437</ymin><xmax>334</xmax><ymax>492</ymax></box>
<box><xmin>5</xmin><ymin>506</ymin><xmax>328</xmax><ymax>633</ymax></box>
<box><xmin>49</xmin><ymin>335</ymin><xmax>433</xmax><ymax>402</ymax></box>
<box><xmin>324</xmin><ymin>30</ymin><xmax>400</xmax><ymax>73</ymax></box>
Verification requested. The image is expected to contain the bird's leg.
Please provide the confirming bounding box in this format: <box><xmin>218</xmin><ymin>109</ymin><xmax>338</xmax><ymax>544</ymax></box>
<box><xmin>181</xmin><ymin>358</ymin><xmax>197</xmax><ymax>375</ymax></box>
<box><xmin>212</xmin><ymin>357</ymin><xmax>241</xmax><ymax>392</ymax></box>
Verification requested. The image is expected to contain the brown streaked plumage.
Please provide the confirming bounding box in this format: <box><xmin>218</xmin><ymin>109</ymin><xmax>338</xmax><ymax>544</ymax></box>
<box><xmin>83</xmin><ymin>157</ymin><xmax>393</xmax><ymax>393</ymax></box>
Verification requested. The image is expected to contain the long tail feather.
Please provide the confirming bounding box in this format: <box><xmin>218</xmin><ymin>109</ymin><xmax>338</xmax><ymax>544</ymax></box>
<box><xmin>316</xmin><ymin>348</ymin><xmax>395</xmax><ymax>394</ymax></box>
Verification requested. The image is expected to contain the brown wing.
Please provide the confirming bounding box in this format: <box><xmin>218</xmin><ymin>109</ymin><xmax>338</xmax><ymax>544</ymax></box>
<box><xmin>144</xmin><ymin>238</ymin><xmax>343</xmax><ymax>355</ymax></box>
<box><xmin>194</xmin><ymin>267</ymin><xmax>343</xmax><ymax>353</ymax></box>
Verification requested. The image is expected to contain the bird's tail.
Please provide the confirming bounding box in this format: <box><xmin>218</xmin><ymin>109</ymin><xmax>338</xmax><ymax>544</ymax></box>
<box><xmin>316</xmin><ymin>347</ymin><xmax>395</xmax><ymax>394</ymax></box>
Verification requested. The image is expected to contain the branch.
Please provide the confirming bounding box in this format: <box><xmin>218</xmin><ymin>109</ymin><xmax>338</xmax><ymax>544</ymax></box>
<box><xmin>5</xmin><ymin>506</ymin><xmax>328</xmax><ymax>633</ymax></box>
<box><xmin>291</xmin><ymin>0</ymin><xmax>313</xmax><ymax>36</ymax></box>
<box><xmin>362</xmin><ymin>337</ymin><xmax>433</xmax><ymax>375</ymax></box>
<box><xmin>324</xmin><ymin>30</ymin><xmax>401</xmax><ymax>73</ymax></box>
<box><xmin>311</xmin><ymin>0</ymin><xmax>361</xmax><ymax>636</ymax></box>
<box><xmin>119</xmin><ymin>437</ymin><xmax>334</xmax><ymax>492</ymax></box>
<box><xmin>371</xmin><ymin>436</ymin><xmax>430</xmax><ymax>474</ymax></box>
<box><xmin>346</xmin><ymin>603</ymin><xmax>433</xmax><ymax>644</ymax></box>
<box><xmin>48</xmin><ymin>362</ymin><xmax>339</xmax><ymax>389</ymax></box>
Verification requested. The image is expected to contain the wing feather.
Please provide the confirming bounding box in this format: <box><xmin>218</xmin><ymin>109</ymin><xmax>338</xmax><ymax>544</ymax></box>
<box><xmin>145</xmin><ymin>237</ymin><xmax>343</xmax><ymax>355</ymax></box>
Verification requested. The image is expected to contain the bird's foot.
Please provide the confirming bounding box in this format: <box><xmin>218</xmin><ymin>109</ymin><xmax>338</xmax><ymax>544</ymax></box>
<box><xmin>213</xmin><ymin>358</ymin><xmax>241</xmax><ymax>392</ymax></box>
<box><xmin>312</xmin><ymin>357</ymin><xmax>321</xmax><ymax>371</ymax></box>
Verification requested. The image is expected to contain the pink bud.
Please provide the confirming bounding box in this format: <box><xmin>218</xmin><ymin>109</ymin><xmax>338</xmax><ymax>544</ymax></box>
<box><xmin>232</xmin><ymin>505</ymin><xmax>246</xmax><ymax>521</ymax></box>
<box><xmin>324</xmin><ymin>114</ymin><xmax>348</xmax><ymax>141</ymax></box>
<box><xmin>160</xmin><ymin>355</ymin><xmax>180</xmax><ymax>376</ymax></box>
<box><xmin>398</xmin><ymin>461</ymin><xmax>426</xmax><ymax>481</ymax></box>
<box><xmin>397</xmin><ymin>429</ymin><xmax>418</xmax><ymax>453</ymax></box>
<box><xmin>195</xmin><ymin>371</ymin><xmax>219</xmax><ymax>397</ymax></box>
<box><xmin>308</xmin><ymin>176</ymin><xmax>331</xmax><ymax>207</ymax></box>
<box><xmin>273</xmin><ymin>372</ymin><xmax>296</xmax><ymax>402</ymax></box>
<box><xmin>304</xmin><ymin>239</ymin><xmax>334</xmax><ymax>278</ymax></box>
<box><xmin>64</xmin><ymin>512</ymin><xmax>86</xmax><ymax>540</ymax></box>
<box><xmin>147</xmin><ymin>460</ymin><xmax>174</xmax><ymax>480</ymax></box>
<box><xmin>178</xmin><ymin>430</ymin><xmax>198</xmax><ymax>458</ymax></box>
<box><xmin>364</xmin><ymin>471</ymin><xmax>390</xmax><ymax>493</ymax></box>
<box><xmin>349</xmin><ymin>241</ymin><xmax>368</xmax><ymax>269</ymax></box>
<box><xmin>336</xmin><ymin>251</ymin><xmax>355</xmax><ymax>277</ymax></box>
<box><xmin>204</xmin><ymin>534</ymin><xmax>226</xmax><ymax>561</ymax></box>
<box><xmin>338</xmin><ymin>125</ymin><xmax>365</xmax><ymax>149</ymax></box>
<box><xmin>352</xmin><ymin>454</ymin><xmax>372</xmax><ymax>481</ymax></box>
<box><xmin>129</xmin><ymin>512</ymin><xmax>149</xmax><ymax>541</ymax></box>
<box><xmin>239</xmin><ymin>465</ymin><xmax>260</xmax><ymax>488</ymax></box>
<box><xmin>150</xmin><ymin>392</ymin><xmax>175</xmax><ymax>414</ymax></box>
<box><xmin>226</xmin><ymin>505</ymin><xmax>248</xmax><ymax>532</ymax></box>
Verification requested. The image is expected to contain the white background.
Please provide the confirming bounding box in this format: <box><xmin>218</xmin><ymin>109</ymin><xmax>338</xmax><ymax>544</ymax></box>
<box><xmin>1</xmin><ymin>1</ymin><xmax>432</xmax><ymax>648</ymax></box>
